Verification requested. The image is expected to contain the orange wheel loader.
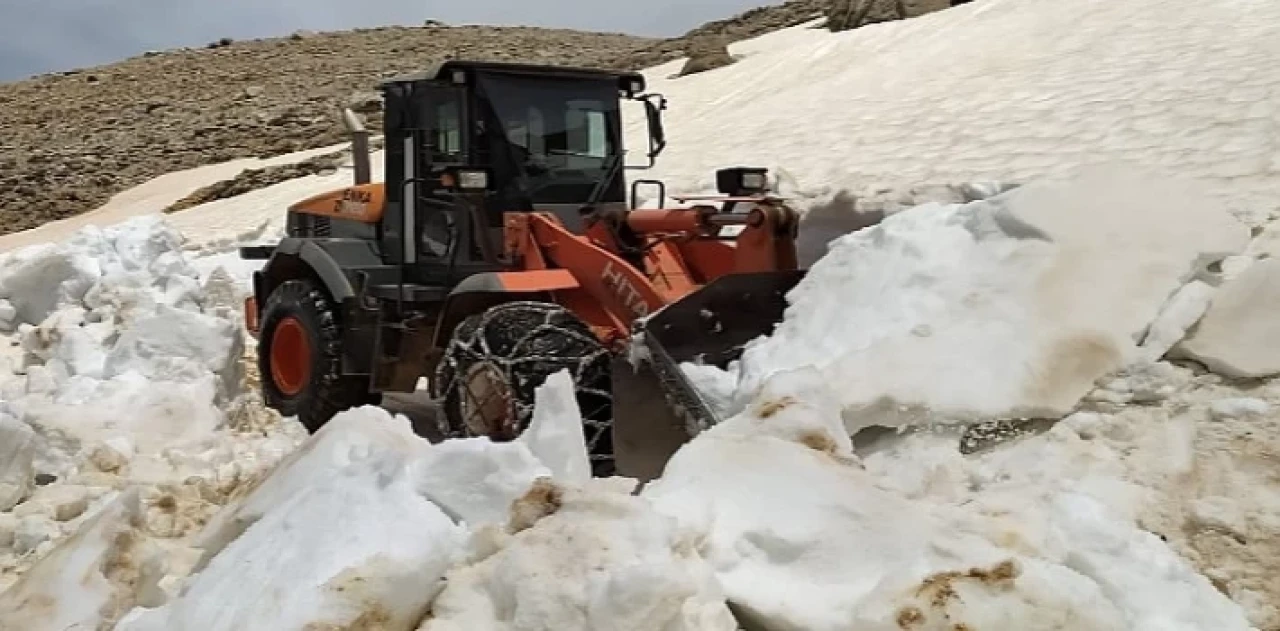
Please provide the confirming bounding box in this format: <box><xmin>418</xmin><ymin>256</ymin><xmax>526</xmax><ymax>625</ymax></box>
<box><xmin>239</xmin><ymin>61</ymin><xmax>806</xmax><ymax>479</ymax></box>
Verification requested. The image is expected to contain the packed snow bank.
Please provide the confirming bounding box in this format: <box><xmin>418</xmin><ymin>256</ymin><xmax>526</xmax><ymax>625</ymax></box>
<box><xmin>688</xmin><ymin>168</ymin><xmax>1248</xmax><ymax>430</ymax></box>
<box><xmin>0</xmin><ymin>216</ymin><xmax>246</xmax><ymax>473</ymax></box>
<box><xmin>0</xmin><ymin>215</ymin><xmax>303</xmax><ymax>601</ymax></box>
<box><xmin>641</xmin><ymin>369</ymin><xmax>1254</xmax><ymax>631</ymax></box>
<box><xmin>113</xmin><ymin>370</ymin><xmax>727</xmax><ymax>631</ymax></box>
<box><xmin>859</xmin><ymin>357</ymin><xmax>1280</xmax><ymax>629</ymax></box>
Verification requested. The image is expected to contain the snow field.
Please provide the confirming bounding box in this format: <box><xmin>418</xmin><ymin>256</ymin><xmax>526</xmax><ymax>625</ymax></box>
<box><xmin>622</xmin><ymin>0</ymin><xmax>1280</xmax><ymax>227</ymax></box>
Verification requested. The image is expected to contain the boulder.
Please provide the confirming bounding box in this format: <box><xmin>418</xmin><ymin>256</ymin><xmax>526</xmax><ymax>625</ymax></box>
<box><xmin>678</xmin><ymin>37</ymin><xmax>736</xmax><ymax>77</ymax></box>
<box><xmin>827</xmin><ymin>0</ymin><xmax>954</xmax><ymax>32</ymax></box>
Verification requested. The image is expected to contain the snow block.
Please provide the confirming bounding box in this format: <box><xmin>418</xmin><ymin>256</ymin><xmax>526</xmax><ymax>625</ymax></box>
<box><xmin>703</xmin><ymin>167</ymin><xmax>1248</xmax><ymax>430</ymax></box>
<box><xmin>421</xmin><ymin>479</ymin><xmax>736</xmax><ymax>631</ymax></box>
<box><xmin>118</xmin><ymin>408</ymin><xmax>468</xmax><ymax>631</ymax></box>
<box><xmin>0</xmin><ymin>413</ymin><xmax>37</xmax><ymax>511</ymax></box>
<box><xmin>1172</xmin><ymin>258</ymin><xmax>1280</xmax><ymax>378</ymax></box>
<box><xmin>104</xmin><ymin>303</ymin><xmax>242</xmax><ymax>396</ymax></box>
<box><xmin>515</xmin><ymin>369</ymin><xmax>592</xmax><ymax>486</ymax></box>
<box><xmin>0</xmin><ymin>489</ymin><xmax>167</xmax><ymax>631</ymax></box>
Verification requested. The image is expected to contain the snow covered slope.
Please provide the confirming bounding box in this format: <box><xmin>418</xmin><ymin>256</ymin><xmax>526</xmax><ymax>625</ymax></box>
<box><xmin>0</xmin><ymin>143</ymin><xmax>354</xmax><ymax>254</ymax></box>
<box><xmin>624</xmin><ymin>0</ymin><xmax>1280</xmax><ymax>225</ymax></box>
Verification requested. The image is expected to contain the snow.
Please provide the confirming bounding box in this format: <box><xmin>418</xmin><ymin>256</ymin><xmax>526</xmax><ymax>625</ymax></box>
<box><xmin>422</xmin><ymin>478</ymin><xmax>736</xmax><ymax>631</ymax></box>
<box><xmin>115</xmin><ymin>409</ymin><xmax>468</xmax><ymax>631</ymax></box>
<box><xmin>0</xmin><ymin>215</ymin><xmax>306</xmax><ymax>610</ymax></box>
<box><xmin>163</xmin><ymin>147</ymin><xmax>385</xmax><ymax>253</ymax></box>
<box><xmin>0</xmin><ymin>414</ymin><xmax>36</xmax><ymax>511</ymax></box>
<box><xmin>0</xmin><ymin>142</ymin><xmax>354</xmax><ymax>253</ymax></box>
<box><xmin>2</xmin><ymin>0</ymin><xmax>1280</xmax><ymax>628</ymax></box>
<box><xmin>0</xmin><ymin>489</ymin><xmax>168</xmax><ymax>631</ymax></box>
<box><xmin>514</xmin><ymin>370</ymin><xmax>593</xmax><ymax>486</ymax></box>
<box><xmin>641</xmin><ymin>371</ymin><xmax>1252</xmax><ymax>631</ymax></box>
<box><xmin>688</xmin><ymin>167</ymin><xmax>1248</xmax><ymax>430</ymax></box>
<box><xmin>623</xmin><ymin>0</ymin><xmax>1280</xmax><ymax>226</ymax></box>
<box><xmin>1173</xmin><ymin>258</ymin><xmax>1280</xmax><ymax>377</ymax></box>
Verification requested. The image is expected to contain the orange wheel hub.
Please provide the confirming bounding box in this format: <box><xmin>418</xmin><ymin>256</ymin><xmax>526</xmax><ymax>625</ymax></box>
<box><xmin>270</xmin><ymin>316</ymin><xmax>311</xmax><ymax>396</ymax></box>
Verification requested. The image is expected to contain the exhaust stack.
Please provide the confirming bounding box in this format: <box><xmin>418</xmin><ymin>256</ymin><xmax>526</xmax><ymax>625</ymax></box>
<box><xmin>341</xmin><ymin>107</ymin><xmax>371</xmax><ymax>186</ymax></box>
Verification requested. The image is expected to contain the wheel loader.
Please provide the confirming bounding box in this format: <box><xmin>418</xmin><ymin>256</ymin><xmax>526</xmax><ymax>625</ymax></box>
<box><xmin>240</xmin><ymin>60</ymin><xmax>806</xmax><ymax>479</ymax></box>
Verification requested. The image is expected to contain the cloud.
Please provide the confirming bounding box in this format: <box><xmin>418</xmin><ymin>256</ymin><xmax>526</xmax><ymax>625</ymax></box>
<box><xmin>0</xmin><ymin>0</ymin><xmax>769</xmax><ymax>82</ymax></box>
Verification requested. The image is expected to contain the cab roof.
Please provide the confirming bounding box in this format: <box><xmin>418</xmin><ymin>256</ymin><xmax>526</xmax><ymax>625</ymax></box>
<box><xmin>379</xmin><ymin>60</ymin><xmax>646</xmax><ymax>95</ymax></box>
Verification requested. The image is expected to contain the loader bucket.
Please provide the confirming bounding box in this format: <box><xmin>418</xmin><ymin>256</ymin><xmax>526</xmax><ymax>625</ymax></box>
<box><xmin>612</xmin><ymin>270</ymin><xmax>806</xmax><ymax>482</ymax></box>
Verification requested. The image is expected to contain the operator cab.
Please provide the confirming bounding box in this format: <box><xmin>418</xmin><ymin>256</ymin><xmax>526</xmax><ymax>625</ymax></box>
<box><xmin>376</xmin><ymin>61</ymin><xmax>667</xmax><ymax>282</ymax></box>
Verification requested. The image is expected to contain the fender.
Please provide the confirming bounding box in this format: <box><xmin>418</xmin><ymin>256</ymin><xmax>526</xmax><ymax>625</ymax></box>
<box><xmin>260</xmin><ymin>238</ymin><xmax>375</xmax><ymax>304</ymax></box>
<box><xmin>431</xmin><ymin>269</ymin><xmax>581</xmax><ymax>349</ymax></box>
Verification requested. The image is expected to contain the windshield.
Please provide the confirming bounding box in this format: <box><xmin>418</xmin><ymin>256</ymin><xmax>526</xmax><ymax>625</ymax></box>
<box><xmin>475</xmin><ymin>72</ymin><xmax>624</xmax><ymax>204</ymax></box>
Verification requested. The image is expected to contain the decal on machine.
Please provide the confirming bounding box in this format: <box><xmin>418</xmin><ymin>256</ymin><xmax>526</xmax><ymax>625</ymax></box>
<box><xmin>602</xmin><ymin>261</ymin><xmax>650</xmax><ymax>319</ymax></box>
<box><xmin>332</xmin><ymin>188</ymin><xmax>373</xmax><ymax>215</ymax></box>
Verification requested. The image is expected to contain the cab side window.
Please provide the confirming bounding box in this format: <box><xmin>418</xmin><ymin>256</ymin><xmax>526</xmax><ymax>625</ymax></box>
<box><xmin>423</xmin><ymin>90</ymin><xmax>465</xmax><ymax>163</ymax></box>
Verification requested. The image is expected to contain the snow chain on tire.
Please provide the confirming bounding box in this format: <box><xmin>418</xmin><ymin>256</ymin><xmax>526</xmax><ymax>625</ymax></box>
<box><xmin>433</xmin><ymin>301</ymin><xmax>614</xmax><ymax>472</ymax></box>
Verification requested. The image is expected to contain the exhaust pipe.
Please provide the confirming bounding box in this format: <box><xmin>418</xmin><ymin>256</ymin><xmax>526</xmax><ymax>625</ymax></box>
<box><xmin>341</xmin><ymin>107</ymin><xmax>371</xmax><ymax>186</ymax></box>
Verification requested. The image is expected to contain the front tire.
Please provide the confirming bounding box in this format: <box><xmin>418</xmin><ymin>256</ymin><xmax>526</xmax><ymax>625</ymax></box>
<box><xmin>432</xmin><ymin>301</ymin><xmax>615</xmax><ymax>475</ymax></box>
<box><xmin>258</xmin><ymin>279</ymin><xmax>376</xmax><ymax>432</ymax></box>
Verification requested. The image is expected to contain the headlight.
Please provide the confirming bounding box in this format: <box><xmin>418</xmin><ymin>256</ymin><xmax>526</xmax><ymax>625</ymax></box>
<box><xmin>457</xmin><ymin>170</ymin><xmax>488</xmax><ymax>190</ymax></box>
<box><xmin>740</xmin><ymin>171</ymin><xmax>767</xmax><ymax>191</ymax></box>
<box><xmin>715</xmin><ymin>167</ymin><xmax>769</xmax><ymax>195</ymax></box>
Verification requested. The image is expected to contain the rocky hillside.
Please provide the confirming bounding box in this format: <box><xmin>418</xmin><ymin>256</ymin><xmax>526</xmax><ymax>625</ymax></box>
<box><xmin>0</xmin><ymin>2</ymin><xmax>831</xmax><ymax>238</ymax></box>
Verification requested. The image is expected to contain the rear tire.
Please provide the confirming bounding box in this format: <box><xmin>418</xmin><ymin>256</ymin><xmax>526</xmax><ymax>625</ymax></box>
<box><xmin>258</xmin><ymin>279</ymin><xmax>377</xmax><ymax>432</ymax></box>
<box><xmin>432</xmin><ymin>301</ymin><xmax>615</xmax><ymax>476</ymax></box>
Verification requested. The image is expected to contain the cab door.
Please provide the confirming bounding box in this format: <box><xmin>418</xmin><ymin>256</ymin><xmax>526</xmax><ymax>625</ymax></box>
<box><xmin>382</xmin><ymin>84</ymin><xmax>468</xmax><ymax>271</ymax></box>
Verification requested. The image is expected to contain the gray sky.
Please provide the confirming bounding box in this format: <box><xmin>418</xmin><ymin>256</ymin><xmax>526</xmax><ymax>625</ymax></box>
<box><xmin>0</xmin><ymin>0</ymin><xmax>770</xmax><ymax>83</ymax></box>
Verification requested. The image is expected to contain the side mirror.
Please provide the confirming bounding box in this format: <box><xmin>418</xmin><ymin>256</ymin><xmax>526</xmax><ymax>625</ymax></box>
<box><xmin>643</xmin><ymin>94</ymin><xmax>668</xmax><ymax>162</ymax></box>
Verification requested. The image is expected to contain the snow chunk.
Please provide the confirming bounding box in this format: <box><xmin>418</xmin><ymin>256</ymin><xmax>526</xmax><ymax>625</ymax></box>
<box><xmin>16</xmin><ymin>373</ymin><xmax>225</xmax><ymax>473</ymax></box>
<box><xmin>1138</xmin><ymin>279</ymin><xmax>1217</xmax><ymax>362</ymax></box>
<box><xmin>0</xmin><ymin>489</ymin><xmax>167</xmax><ymax>631</ymax></box>
<box><xmin>1208</xmin><ymin>397</ymin><xmax>1270</xmax><ymax>421</ymax></box>
<box><xmin>0</xmin><ymin>413</ymin><xmax>37</xmax><ymax>511</ymax></box>
<box><xmin>411</xmin><ymin>436</ymin><xmax>553</xmax><ymax>530</ymax></box>
<box><xmin>515</xmin><ymin>369</ymin><xmax>592</xmax><ymax>486</ymax></box>
<box><xmin>0</xmin><ymin>243</ymin><xmax>98</xmax><ymax>329</ymax></box>
<box><xmin>422</xmin><ymin>478</ymin><xmax>736</xmax><ymax>631</ymax></box>
<box><xmin>0</xmin><ymin>299</ymin><xmax>16</xmax><ymax>332</ymax></box>
<box><xmin>103</xmin><ymin>303</ymin><xmax>242</xmax><ymax>399</ymax></box>
<box><xmin>0</xmin><ymin>216</ymin><xmax>196</xmax><ymax>331</ymax></box>
<box><xmin>698</xmin><ymin>168</ymin><xmax>1248</xmax><ymax>430</ymax></box>
<box><xmin>1173</xmin><ymin>258</ymin><xmax>1280</xmax><ymax>377</ymax></box>
<box><xmin>118</xmin><ymin>408</ymin><xmax>468</xmax><ymax>631</ymax></box>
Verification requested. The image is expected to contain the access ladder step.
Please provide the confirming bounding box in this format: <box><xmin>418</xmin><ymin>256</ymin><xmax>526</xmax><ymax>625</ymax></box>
<box><xmin>367</xmin><ymin>283</ymin><xmax>448</xmax><ymax>303</ymax></box>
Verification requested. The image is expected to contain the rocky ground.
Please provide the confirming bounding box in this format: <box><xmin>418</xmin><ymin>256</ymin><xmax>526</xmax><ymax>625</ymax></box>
<box><xmin>0</xmin><ymin>1</ymin><xmax>840</xmax><ymax>237</ymax></box>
